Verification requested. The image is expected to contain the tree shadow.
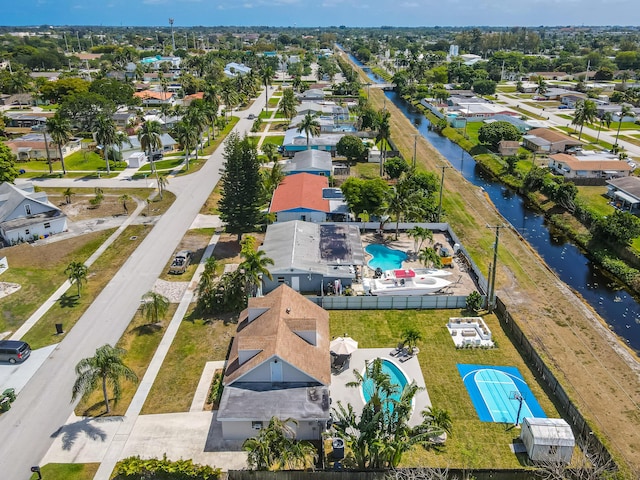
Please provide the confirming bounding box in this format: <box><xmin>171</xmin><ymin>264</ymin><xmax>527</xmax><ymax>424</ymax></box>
<box><xmin>131</xmin><ymin>323</ymin><xmax>163</xmax><ymax>336</ymax></box>
<box><xmin>59</xmin><ymin>293</ymin><xmax>80</xmax><ymax>308</ymax></box>
<box><xmin>50</xmin><ymin>415</ymin><xmax>119</xmax><ymax>451</ymax></box>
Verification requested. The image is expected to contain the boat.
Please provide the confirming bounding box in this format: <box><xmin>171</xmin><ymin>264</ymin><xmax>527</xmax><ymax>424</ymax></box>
<box><xmin>363</xmin><ymin>275</ymin><xmax>452</xmax><ymax>296</ymax></box>
<box><xmin>380</xmin><ymin>268</ymin><xmax>452</xmax><ymax>282</ymax></box>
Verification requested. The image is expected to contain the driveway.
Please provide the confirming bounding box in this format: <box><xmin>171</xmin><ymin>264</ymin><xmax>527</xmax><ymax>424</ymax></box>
<box><xmin>0</xmin><ymin>345</ymin><xmax>58</xmax><ymax>395</ymax></box>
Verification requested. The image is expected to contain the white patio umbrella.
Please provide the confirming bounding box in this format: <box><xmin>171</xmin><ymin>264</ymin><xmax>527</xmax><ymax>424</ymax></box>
<box><xmin>330</xmin><ymin>336</ymin><xmax>358</xmax><ymax>356</ymax></box>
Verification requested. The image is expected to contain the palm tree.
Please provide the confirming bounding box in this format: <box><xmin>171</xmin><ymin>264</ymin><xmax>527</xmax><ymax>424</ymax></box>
<box><xmin>95</xmin><ymin>114</ymin><xmax>117</xmax><ymax>174</ymax></box>
<box><xmin>418</xmin><ymin>406</ymin><xmax>453</xmax><ymax>441</ymax></box>
<box><xmin>535</xmin><ymin>75</ymin><xmax>547</xmax><ymax>94</ymax></box>
<box><xmin>220</xmin><ymin>81</ymin><xmax>238</xmax><ymax>120</ymax></box>
<box><xmin>156</xmin><ymin>174</ymin><xmax>169</xmax><ymax>200</ymax></box>
<box><xmin>418</xmin><ymin>247</ymin><xmax>442</xmax><ymax>269</ymax></box>
<box><xmin>297</xmin><ymin>112</ymin><xmax>321</xmax><ymax>150</ymax></box>
<box><xmin>385</xmin><ymin>185</ymin><xmax>423</xmax><ymax>240</ymax></box>
<box><xmin>65</xmin><ymin>261</ymin><xmax>88</xmax><ymax>297</ymax></box>
<box><xmin>376</xmin><ymin>110</ymin><xmax>391</xmax><ymax>176</ymax></box>
<box><xmin>239</xmin><ymin>236</ymin><xmax>274</xmax><ymax>296</ymax></box>
<box><xmin>185</xmin><ymin>101</ymin><xmax>207</xmax><ymax>159</ymax></box>
<box><xmin>614</xmin><ymin>104</ymin><xmax>634</xmax><ymax>149</ymax></box>
<box><xmin>71</xmin><ymin>344</ymin><xmax>138</xmax><ymax>414</ymax></box>
<box><xmin>172</xmin><ymin>120</ymin><xmax>197</xmax><ymax>171</ymax></box>
<box><xmin>140</xmin><ymin>291</ymin><xmax>170</xmax><ymax>324</ymax></box>
<box><xmin>242</xmin><ymin>416</ymin><xmax>317</xmax><ymax>471</ymax></box>
<box><xmin>596</xmin><ymin>111</ymin><xmax>613</xmax><ymax>145</ymax></box>
<box><xmin>261</xmin><ymin>65</ymin><xmax>274</xmax><ymax>112</ymax></box>
<box><xmin>407</xmin><ymin>226</ymin><xmax>433</xmax><ymax>253</ymax></box>
<box><xmin>401</xmin><ymin>328</ymin><xmax>422</xmax><ymax>354</ymax></box>
<box><xmin>261</xmin><ymin>142</ymin><xmax>279</xmax><ymax>164</ymax></box>
<box><xmin>46</xmin><ymin>114</ymin><xmax>72</xmax><ymax>175</ymax></box>
<box><xmin>137</xmin><ymin>120</ymin><xmax>162</xmax><ymax>173</ymax></box>
<box><xmin>119</xmin><ymin>194</ymin><xmax>132</xmax><ymax>215</ymax></box>
<box><xmin>43</xmin><ymin>132</ymin><xmax>53</xmax><ymax>174</ymax></box>
<box><xmin>196</xmin><ymin>257</ymin><xmax>218</xmax><ymax>313</ymax></box>
<box><xmin>278</xmin><ymin>88</ymin><xmax>297</xmax><ymax>123</ymax></box>
<box><xmin>572</xmin><ymin>99</ymin><xmax>598</xmax><ymax>141</ymax></box>
<box><xmin>63</xmin><ymin>187</ymin><xmax>74</xmax><ymax>205</ymax></box>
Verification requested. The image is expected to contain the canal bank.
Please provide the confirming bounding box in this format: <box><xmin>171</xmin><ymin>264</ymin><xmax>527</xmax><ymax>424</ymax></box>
<box><xmin>339</xmin><ymin>48</ymin><xmax>640</xmax><ymax>473</ymax></box>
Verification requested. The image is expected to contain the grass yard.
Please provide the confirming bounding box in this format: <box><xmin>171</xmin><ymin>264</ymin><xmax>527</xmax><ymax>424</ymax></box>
<box><xmin>21</xmin><ymin>225</ymin><xmax>153</xmax><ymax>349</ymax></box>
<box><xmin>330</xmin><ymin>310</ymin><xmax>560</xmax><ymax>469</ymax></box>
<box><xmin>353</xmin><ymin>161</ymin><xmax>381</xmax><ymax>179</ymax></box>
<box><xmin>0</xmin><ymin>230</ymin><xmax>113</xmax><ymax>334</ymax></box>
<box><xmin>268</xmin><ymin>97</ymin><xmax>280</xmax><ymax>107</ymax></box>
<box><xmin>141</xmin><ymin>316</ymin><xmax>238</xmax><ymax>414</ymax></box>
<box><xmin>200</xmin><ymin>181</ymin><xmax>222</xmax><ymax>215</ymax></box>
<box><xmin>158</xmin><ymin>229</ymin><xmax>216</xmax><ymax>282</ymax></box>
<box><xmin>138</xmin><ymin>157</ymin><xmax>185</xmax><ymax>172</ymax></box>
<box><xmin>30</xmin><ymin>463</ymin><xmax>99</xmax><ymax>480</ymax></box>
<box><xmin>75</xmin><ymin>303</ymin><xmax>178</xmax><ymax>416</ymax></box>
<box><xmin>262</xmin><ymin>135</ymin><xmax>285</xmax><ymax>146</ymax></box>
<box><xmin>496</xmin><ymin>85</ymin><xmax>517</xmax><ymax>93</ymax></box>
<box><xmin>576</xmin><ymin>186</ymin><xmax>613</xmax><ymax>217</ymax></box>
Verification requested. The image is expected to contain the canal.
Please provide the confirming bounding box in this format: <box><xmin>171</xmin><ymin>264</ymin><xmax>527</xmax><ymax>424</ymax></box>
<box><xmin>353</xmin><ymin>58</ymin><xmax>640</xmax><ymax>353</ymax></box>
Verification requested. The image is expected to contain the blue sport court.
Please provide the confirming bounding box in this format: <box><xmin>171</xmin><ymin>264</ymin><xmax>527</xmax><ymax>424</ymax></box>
<box><xmin>457</xmin><ymin>364</ymin><xmax>546</xmax><ymax>423</ymax></box>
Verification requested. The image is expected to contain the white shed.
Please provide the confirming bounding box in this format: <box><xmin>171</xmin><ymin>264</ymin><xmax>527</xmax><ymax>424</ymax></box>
<box><xmin>128</xmin><ymin>152</ymin><xmax>147</xmax><ymax>168</ymax></box>
<box><xmin>520</xmin><ymin>417</ymin><xmax>575</xmax><ymax>464</ymax></box>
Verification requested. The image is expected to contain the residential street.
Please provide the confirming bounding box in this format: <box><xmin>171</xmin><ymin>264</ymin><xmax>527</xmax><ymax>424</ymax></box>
<box><xmin>0</xmin><ymin>91</ymin><xmax>271</xmax><ymax>479</ymax></box>
<box><xmin>494</xmin><ymin>91</ymin><xmax>640</xmax><ymax>159</ymax></box>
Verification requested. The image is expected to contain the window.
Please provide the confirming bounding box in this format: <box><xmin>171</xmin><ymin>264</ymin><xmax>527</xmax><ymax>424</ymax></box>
<box><xmin>24</xmin><ymin>204</ymin><xmax>31</xmax><ymax>215</ymax></box>
<box><xmin>277</xmin><ymin>277</ymin><xmax>285</xmax><ymax>283</ymax></box>
<box><xmin>25</xmin><ymin>229</ymin><xmax>30</xmax><ymax>235</ymax></box>
<box><xmin>548</xmin><ymin>445</ymin><xmax>558</xmax><ymax>455</ymax></box>
<box><xmin>44</xmin><ymin>222</ymin><xmax>51</xmax><ymax>229</ymax></box>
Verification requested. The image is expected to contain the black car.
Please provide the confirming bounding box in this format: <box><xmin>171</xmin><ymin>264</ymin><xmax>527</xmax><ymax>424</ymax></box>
<box><xmin>0</xmin><ymin>340</ymin><xmax>31</xmax><ymax>364</ymax></box>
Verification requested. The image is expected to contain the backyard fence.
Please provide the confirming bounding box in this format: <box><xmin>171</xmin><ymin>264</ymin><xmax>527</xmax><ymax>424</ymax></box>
<box><xmin>493</xmin><ymin>296</ymin><xmax>616</xmax><ymax>469</ymax></box>
<box><xmin>308</xmin><ymin>294</ymin><xmax>473</xmax><ymax>310</ymax></box>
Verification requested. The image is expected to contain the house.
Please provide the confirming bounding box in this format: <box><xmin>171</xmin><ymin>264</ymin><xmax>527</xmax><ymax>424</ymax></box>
<box><xmin>6</xmin><ymin>133</ymin><xmax>81</xmax><ymax>161</ymax></box>
<box><xmin>182</xmin><ymin>92</ymin><xmax>204</xmax><ymax>107</ymax></box>
<box><xmin>485</xmin><ymin>115</ymin><xmax>532</xmax><ymax>133</ymax></box>
<box><xmin>532</xmin><ymin>71</ymin><xmax>571</xmax><ymax>81</ymax></box>
<box><xmin>520</xmin><ymin>418</ymin><xmax>575</xmax><ymax>464</ymax></box>
<box><xmin>139</xmin><ymin>55</ymin><xmax>181</xmax><ymax>70</ymax></box>
<box><xmin>522</xmin><ymin>128</ymin><xmax>582</xmax><ymax>154</ymax></box>
<box><xmin>281</xmin><ymin>129</ymin><xmax>344</xmax><ymax>157</ymax></box>
<box><xmin>283</xmin><ymin>150</ymin><xmax>333</xmax><ymax>176</ymax></box>
<box><xmin>270</xmin><ymin>173</ymin><xmax>349</xmax><ymax>223</ymax></box>
<box><xmin>133</xmin><ymin>90</ymin><xmax>175</xmax><ymax>107</ymax></box>
<box><xmin>548</xmin><ymin>153</ymin><xmax>631</xmax><ymax>180</ymax></box>
<box><xmin>449</xmin><ymin>102</ymin><xmax>519</xmax><ymax>121</ymax></box>
<box><xmin>498</xmin><ymin>140</ymin><xmax>520</xmax><ymax>157</ymax></box>
<box><xmin>4</xmin><ymin>112</ymin><xmax>50</xmax><ymax>130</ymax></box>
<box><xmin>0</xmin><ymin>182</ymin><xmax>67</xmax><ymax>245</ymax></box>
<box><xmin>559</xmin><ymin>92</ymin><xmax>587</xmax><ymax>108</ymax></box>
<box><xmin>297</xmin><ymin>88</ymin><xmax>325</xmax><ymax>101</ymax></box>
<box><xmin>113</xmin><ymin>133</ymin><xmax>177</xmax><ymax>162</ymax></box>
<box><xmin>217</xmin><ymin>284</ymin><xmax>331</xmax><ymax>440</ymax></box>
<box><xmin>112</xmin><ymin>112</ymin><xmax>138</xmax><ymax>128</ymax></box>
<box><xmin>260</xmin><ymin>221</ymin><xmax>364</xmax><ymax>294</ymax></box>
<box><xmin>224</xmin><ymin>62</ymin><xmax>251</xmax><ymax>78</ymax></box>
<box><xmin>606</xmin><ymin>176</ymin><xmax>640</xmax><ymax>212</ymax></box>
<box><xmin>0</xmin><ymin>93</ymin><xmax>34</xmax><ymax>107</ymax></box>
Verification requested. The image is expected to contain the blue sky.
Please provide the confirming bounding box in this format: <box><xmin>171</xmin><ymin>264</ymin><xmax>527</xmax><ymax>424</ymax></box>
<box><xmin>4</xmin><ymin>0</ymin><xmax>640</xmax><ymax>27</ymax></box>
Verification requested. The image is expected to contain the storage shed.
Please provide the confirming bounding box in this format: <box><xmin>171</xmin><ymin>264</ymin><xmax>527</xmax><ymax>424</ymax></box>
<box><xmin>520</xmin><ymin>417</ymin><xmax>575</xmax><ymax>464</ymax></box>
<box><xmin>128</xmin><ymin>152</ymin><xmax>147</xmax><ymax>168</ymax></box>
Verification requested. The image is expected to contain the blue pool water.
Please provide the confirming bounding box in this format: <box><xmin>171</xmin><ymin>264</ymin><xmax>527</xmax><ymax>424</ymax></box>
<box><xmin>362</xmin><ymin>359</ymin><xmax>408</xmax><ymax>405</ymax></box>
<box><xmin>365</xmin><ymin>244</ymin><xmax>407</xmax><ymax>271</ymax></box>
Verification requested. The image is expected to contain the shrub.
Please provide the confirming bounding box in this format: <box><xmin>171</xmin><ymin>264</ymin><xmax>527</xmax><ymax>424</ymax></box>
<box><xmin>465</xmin><ymin>291</ymin><xmax>483</xmax><ymax>313</ymax></box>
<box><xmin>114</xmin><ymin>455</ymin><xmax>222</xmax><ymax>479</ymax></box>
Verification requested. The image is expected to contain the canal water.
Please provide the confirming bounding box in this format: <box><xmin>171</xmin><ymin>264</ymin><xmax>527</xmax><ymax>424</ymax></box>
<box><xmin>353</xmin><ymin>57</ymin><xmax>640</xmax><ymax>353</ymax></box>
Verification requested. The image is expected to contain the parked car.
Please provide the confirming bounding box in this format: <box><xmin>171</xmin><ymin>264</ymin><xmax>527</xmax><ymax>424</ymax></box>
<box><xmin>0</xmin><ymin>340</ymin><xmax>31</xmax><ymax>364</ymax></box>
<box><xmin>247</xmin><ymin>114</ymin><xmax>256</xmax><ymax>120</ymax></box>
<box><xmin>168</xmin><ymin>250</ymin><xmax>192</xmax><ymax>275</ymax></box>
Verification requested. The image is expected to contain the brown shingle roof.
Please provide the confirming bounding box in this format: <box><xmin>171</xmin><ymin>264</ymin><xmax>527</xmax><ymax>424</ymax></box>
<box><xmin>528</xmin><ymin>128</ymin><xmax>581</xmax><ymax>145</ymax></box>
<box><xmin>224</xmin><ymin>284</ymin><xmax>330</xmax><ymax>386</ymax></box>
<box><xmin>550</xmin><ymin>153</ymin><xmax>632</xmax><ymax>172</ymax></box>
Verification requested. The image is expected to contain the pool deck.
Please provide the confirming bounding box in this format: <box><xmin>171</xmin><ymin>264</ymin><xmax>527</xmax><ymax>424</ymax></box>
<box><xmin>329</xmin><ymin>348</ymin><xmax>431</xmax><ymax>427</ymax></box>
<box><xmin>358</xmin><ymin>232</ymin><xmax>480</xmax><ymax>297</ymax></box>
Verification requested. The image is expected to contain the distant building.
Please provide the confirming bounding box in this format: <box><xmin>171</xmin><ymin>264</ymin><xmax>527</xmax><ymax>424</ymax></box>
<box><xmin>224</xmin><ymin>62</ymin><xmax>251</xmax><ymax>78</ymax></box>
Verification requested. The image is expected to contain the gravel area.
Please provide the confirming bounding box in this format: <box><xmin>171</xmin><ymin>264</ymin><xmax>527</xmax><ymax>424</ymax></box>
<box><xmin>152</xmin><ymin>279</ymin><xmax>191</xmax><ymax>303</ymax></box>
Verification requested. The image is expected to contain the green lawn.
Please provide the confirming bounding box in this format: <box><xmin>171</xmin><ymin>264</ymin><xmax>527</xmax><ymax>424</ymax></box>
<box><xmin>330</xmin><ymin>310</ymin><xmax>560</xmax><ymax>469</ymax></box>
<box><xmin>30</xmin><ymin>463</ymin><xmax>99</xmax><ymax>480</ymax></box>
<box><xmin>496</xmin><ymin>85</ymin><xmax>516</xmax><ymax>93</ymax></box>
<box><xmin>611</xmin><ymin>121</ymin><xmax>640</xmax><ymax>131</ymax></box>
<box><xmin>262</xmin><ymin>135</ymin><xmax>284</xmax><ymax>146</ymax></box>
<box><xmin>138</xmin><ymin>157</ymin><xmax>184</xmax><ymax>172</ymax></box>
<box><xmin>576</xmin><ymin>186</ymin><xmax>613</xmax><ymax>217</ymax></box>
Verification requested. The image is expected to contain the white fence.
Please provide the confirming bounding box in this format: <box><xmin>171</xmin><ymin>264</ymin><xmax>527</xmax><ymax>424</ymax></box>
<box><xmin>308</xmin><ymin>294</ymin><xmax>478</xmax><ymax>310</ymax></box>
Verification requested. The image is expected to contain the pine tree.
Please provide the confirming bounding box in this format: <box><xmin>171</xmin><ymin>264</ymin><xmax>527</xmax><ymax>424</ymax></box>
<box><xmin>219</xmin><ymin>132</ymin><xmax>263</xmax><ymax>241</ymax></box>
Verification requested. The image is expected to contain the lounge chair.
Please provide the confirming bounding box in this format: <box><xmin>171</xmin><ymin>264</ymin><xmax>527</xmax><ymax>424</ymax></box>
<box><xmin>399</xmin><ymin>348</ymin><xmax>415</xmax><ymax>363</ymax></box>
<box><xmin>390</xmin><ymin>343</ymin><xmax>405</xmax><ymax>357</ymax></box>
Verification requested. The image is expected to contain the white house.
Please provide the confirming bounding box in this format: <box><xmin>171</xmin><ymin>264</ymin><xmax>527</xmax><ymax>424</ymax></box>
<box><xmin>224</xmin><ymin>62</ymin><xmax>251</xmax><ymax>78</ymax></box>
<box><xmin>0</xmin><ymin>182</ymin><xmax>67</xmax><ymax>245</ymax></box>
<box><xmin>217</xmin><ymin>284</ymin><xmax>331</xmax><ymax>440</ymax></box>
<box><xmin>520</xmin><ymin>418</ymin><xmax>575</xmax><ymax>464</ymax></box>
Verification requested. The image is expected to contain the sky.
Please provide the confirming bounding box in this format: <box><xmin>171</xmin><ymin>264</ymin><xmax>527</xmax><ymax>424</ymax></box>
<box><xmin>4</xmin><ymin>0</ymin><xmax>640</xmax><ymax>28</ymax></box>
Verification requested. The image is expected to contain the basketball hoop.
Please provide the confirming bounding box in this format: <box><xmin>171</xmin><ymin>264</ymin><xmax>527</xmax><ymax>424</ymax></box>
<box><xmin>510</xmin><ymin>391</ymin><xmax>524</xmax><ymax>426</ymax></box>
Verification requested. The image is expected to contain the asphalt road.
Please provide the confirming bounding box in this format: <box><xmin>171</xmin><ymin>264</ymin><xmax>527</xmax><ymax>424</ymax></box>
<box><xmin>0</xmin><ymin>94</ymin><xmax>268</xmax><ymax>479</ymax></box>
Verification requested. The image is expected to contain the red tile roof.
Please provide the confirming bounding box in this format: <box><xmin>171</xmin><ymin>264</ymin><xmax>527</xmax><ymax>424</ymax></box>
<box><xmin>270</xmin><ymin>173</ymin><xmax>329</xmax><ymax>213</ymax></box>
<box><xmin>133</xmin><ymin>90</ymin><xmax>173</xmax><ymax>101</ymax></box>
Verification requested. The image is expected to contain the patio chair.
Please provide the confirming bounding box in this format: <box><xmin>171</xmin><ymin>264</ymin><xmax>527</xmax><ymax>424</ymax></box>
<box><xmin>399</xmin><ymin>348</ymin><xmax>415</xmax><ymax>363</ymax></box>
<box><xmin>390</xmin><ymin>342</ymin><xmax>405</xmax><ymax>357</ymax></box>
<box><xmin>332</xmin><ymin>354</ymin><xmax>349</xmax><ymax>372</ymax></box>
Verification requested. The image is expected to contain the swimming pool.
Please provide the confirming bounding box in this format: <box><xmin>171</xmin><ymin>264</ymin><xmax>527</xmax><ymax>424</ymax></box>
<box><xmin>361</xmin><ymin>359</ymin><xmax>409</xmax><ymax>406</ymax></box>
<box><xmin>365</xmin><ymin>244</ymin><xmax>407</xmax><ymax>271</ymax></box>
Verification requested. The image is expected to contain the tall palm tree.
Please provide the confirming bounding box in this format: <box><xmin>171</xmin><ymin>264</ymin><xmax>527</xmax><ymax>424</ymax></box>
<box><xmin>63</xmin><ymin>187</ymin><xmax>74</xmax><ymax>205</ymax></box>
<box><xmin>297</xmin><ymin>112</ymin><xmax>321</xmax><ymax>150</ymax></box>
<box><xmin>46</xmin><ymin>114</ymin><xmax>72</xmax><ymax>175</ymax></box>
<box><xmin>95</xmin><ymin>114</ymin><xmax>117</xmax><ymax>174</ymax></box>
<box><xmin>65</xmin><ymin>260</ymin><xmax>88</xmax><ymax>297</ymax></box>
<box><xmin>43</xmin><ymin>132</ymin><xmax>53</xmax><ymax>174</ymax></box>
<box><xmin>572</xmin><ymin>99</ymin><xmax>598</xmax><ymax>141</ymax></box>
<box><xmin>138</xmin><ymin>120</ymin><xmax>162</xmax><ymax>173</ymax></box>
<box><xmin>261</xmin><ymin>65</ymin><xmax>274</xmax><ymax>112</ymax></box>
<box><xmin>196</xmin><ymin>257</ymin><xmax>218</xmax><ymax>313</ymax></box>
<box><xmin>156</xmin><ymin>174</ymin><xmax>169</xmax><ymax>200</ymax></box>
<box><xmin>185</xmin><ymin>101</ymin><xmax>207</xmax><ymax>159</ymax></box>
<box><xmin>596</xmin><ymin>111</ymin><xmax>613</xmax><ymax>145</ymax></box>
<box><xmin>418</xmin><ymin>247</ymin><xmax>442</xmax><ymax>269</ymax></box>
<box><xmin>385</xmin><ymin>185</ymin><xmax>423</xmax><ymax>240</ymax></box>
<box><xmin>172</xmin><ymin>120</ymin><xmax>197</xmax><ymax>171</ymax></box>
<box><xmin>140</xmin><ymin>291</ymin><xmax>170</xmax><ymax>324</ymax></box>
<box><xmin>119</xmin><ymin>194</ymin><xmax>132</xmax><ymax>215</ymax></box>
<box><xmin>278</xmin><ymin>88</ymin><xmax>297</xmax><ymax>123</ymax></box>
<box><xmin>220</xmin><ymin>81</ymin><xmax>238</xmax><ymax>120</ymax></box>
<box><xmin>376</xmin><ymin>110</ymin><xmax>391</xmax><ymax>176</ymax></box>
<box><xmin>203</xmin><ymin>97</ymin><xmax>219</xmax><ymax>144</ymax></box>
<box><xmin>239</xmin><ymin>235</ymin><xmax>274</xmax><ymax>296</ymax></box>
<box><xmin>614</xmin><ymin>104</ymin><xmax>634</xmax><ymax>149</ymax></box>
<box><xmin>71</xmin><ymin>344</ymin><xmax>138</xmax><ymax>414</ymax></box>
<box><xmin>407</xmin><ymin>226</ymin><xmax>433</xmax><ymax>252</ymax></box>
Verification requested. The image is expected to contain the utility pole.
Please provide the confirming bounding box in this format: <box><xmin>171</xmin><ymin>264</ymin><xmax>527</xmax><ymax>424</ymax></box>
<box><xmin>412</xmin><ymin>134</ymin><xmax>419</xmax><ymax>169</ymax></box>
<box><xmin>486</xmin><ymin>224</ymin><xmax>507</xmax><ymax>311</ymax></box>
<box><xmin>437</xmin><ymin>165</ymin><xmax>451</xmax><ymax>223</ymax></box>
<box><xmin>169</xmin><ymin>18</ymin><xmax>176</xmax><ymax>52</ymax></box>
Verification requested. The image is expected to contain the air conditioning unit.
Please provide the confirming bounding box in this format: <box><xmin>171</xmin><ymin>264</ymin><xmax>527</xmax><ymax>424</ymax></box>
<box><xmin>252</xmin><ymin>421</ymin><xmax>263</xmax><ymax>430</ymax></box>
